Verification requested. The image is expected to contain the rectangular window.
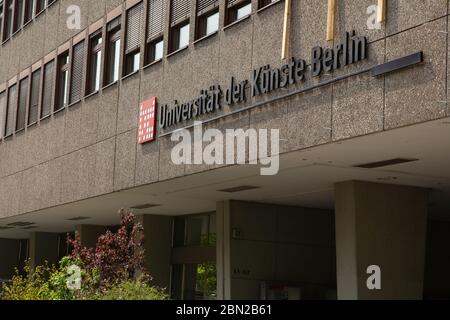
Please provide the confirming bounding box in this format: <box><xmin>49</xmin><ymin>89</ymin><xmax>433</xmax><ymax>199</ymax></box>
<box><xmin>16</xmin><ymin>77</ymin><xmax>28</xmax><ymax>131</ymax></box>
<box><xmin>0</xmin><ymin>91</ymin><xmax>6</xmax><ymax>139</ymax></box>
<box><xmin>0</xmin><ymin>1</ymin><xmax>4</xmax><ymax>39</ymax></box>
<box><xmin>24</xmin><ymin>0</ymin><xmax>34</xmax><ymax>24</ymax></box>
<box><xmin>55</xmin><ymin>51</ymin><xmax>69</xmax><ymax>111</ymax></box>
<box><xmin>28</xmin><ymin>69</ymin><xmax>40</xmax><ymax>125</ymax></box>
<box><xmin>104</xmin><ymin>17</ymin><xmax>121</xmax><ymax>86</ymax></box>
<box><xmin>87</xmin><ymin>31</ymin><xmax>102</xmax><ymax>94</ymax></box>
<box><xmin>4</xmin><ymin>84</ymin><xmax>17</xmax><ymax>137</ymax></box>
<box><xmin>226</xmin><ymin>0</ymin><xmax>251</xmax><ymax>25</ymax></box>
<box><xmin>169</xmin><ymin>0</ymin><xmax>190</xmax><ymax>53</ymax></box>
<box><xmin>258</xmin><ymin>0</ymin><xmax>278</xmax><ymax>9</ymax></box>
<box><xmin>196</xmin><ymin>0</ymin><xmax>219</xmax><ymax>40</ymax></box>
<box><xmin>13</xmin><ymin>0</ymin><xmax>24</xmax><ymax>33</ymax></box>
<box><xmin>35</xmin><ymin>0</ymin><xmax>45</xmax><ymax>15</ymax></box>
<box><xmin>41</xmin><ymin>60</ymin><xmax>54</xmax><ymax>118</ymax></box>
<box><xmin>3</xmin><ymin>0</ymin><xmax>13</xmax><ymax>40</ymax></box>
<box><xmin>70</xmin><ymin>40</ymin><xmax>85</xmax><ymax>103</ymax></box>
<box><xmin>124</xmin><ymin>2</ymin><xmax>144</xmax><ymax>76</ymax></box>
<box><xmin>146</xmin><ymin>0</ymin><xmax>165</xmax><ymax>64</ymax></box>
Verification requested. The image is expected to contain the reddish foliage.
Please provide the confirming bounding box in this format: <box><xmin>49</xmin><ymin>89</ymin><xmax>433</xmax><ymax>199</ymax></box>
<box><xmin>67</xmin><ymin>209</ymin><xmax>146</xmax><ymax>286</ymax></box>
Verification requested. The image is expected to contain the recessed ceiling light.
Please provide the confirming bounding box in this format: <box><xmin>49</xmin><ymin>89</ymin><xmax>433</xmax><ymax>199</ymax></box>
<box><xmin>67</xmin><ymin>216</ymin><xmax>91</xmax><ymax>221</ymax></box>
<box><xmin>355</xmin><ymin>158</ymin><xmax>418</xmax><ymax>169</ymax></box>
<box><xmin>218</xmin><ymin>186</ymin><xmax>261</xmax><ymax>193</ymax></box>
<box><xmin>7</xmin><ymin>222</ymin><xmax>36</xmax><ymax>227</ymax></box>
<box><xmin>131</xmin><ymin>203</ymin><xmax>161</xmax><ymax>210</ymax></box>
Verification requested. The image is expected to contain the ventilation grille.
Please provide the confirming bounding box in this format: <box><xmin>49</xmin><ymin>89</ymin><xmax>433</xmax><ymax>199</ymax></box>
<box><xmin>41</xmin><ymin>60</ymin><xmax>55</xmax><ymax>118</ymax></box>
<box><xmin>131</xmin><ymin>203</ymin><xmax>161</xmax><ymax>210</ymax></box>
<box><xmin>171</xmin><ymin>0</ymin><xmax>190</xmax><ymax>24</ymax></box>
<box><xmin>355</xmin><ymin>158</ymin><xmax>419</xmax><ymax>169</ymax></box>
<box><xmin>148</xmin><ymin>0</ymin><xmax>165</xmax><ymax>40</ymax></box>
<box><xmin>198</xmin><ymin>0</ymin><xmax>218</xmax><ymax>13</ymax></box>
<box><xmin>218</xmin><ymin>186</ymin><xmax>260</xmax><ymax>193</ymax></box>
<box><xmin>70</xmin><ymin>41</ymin><xmax>85</xmax><ymax>103</ymax></box>
<box><xmin>28</xmin><ymin>70</ymin><xmax>41</xmax><ymax>124</ymax></box>
<box><xmin>126</xmin><ymin>2</ymin><xmax>144</xmax><ymax>52</ymax></box>
<box><xmin>67</xmin><ymin>216</ymin><xmax>91</xmax><ymax>221</ymax></box>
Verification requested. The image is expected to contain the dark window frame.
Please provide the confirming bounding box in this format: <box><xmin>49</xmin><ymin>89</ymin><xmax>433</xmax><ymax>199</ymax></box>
<box><xmin>15</xmin><ymin>75</ymin><xmax>28</xmax><ymax>132</ymax></box>
<box><xmin>195</xmin><ymin>1</ymin><xmax>219</xmax><ymax>40</ymax></box>
<box><xmin>86</xmin><ymin>30</ymin><xmax>102</xmax><ymax>95</ymax></box>
<box><xmin>104</xmin><ymin>18</ymin><xmax>121</xmax><ymax>86</ymax></box>
<box><xmin>225</xmin><ymin>0</ymin><xmax>252</xmax><ymax>26</ymax></box>
<box><xmin>4</xmin><ymin>83</ymin><xmax>17</xmax><ymax>138</ymax></box>
<box><xmin>123</xmin><ymin>2</ymin><xmax>144</xmax><ymax>77</ymax></box>
<box><xmin>2</xmin><ymin>0</ymin><xmax>14</xmax><ymax>41</ymax></box>
<box><xmin>55</xmin><ymin>51</ymin><xmax>70</xmax><ymax>112</ymax></box>
<box><xmin>145</xmin><ymin>0</ymin><xmax>165</xmax><ymax>65</ymax></box>
<box><xmin>40</xmin><ymin>59</ymin><xmax>55</xmax><ymax>119</ymax></box>
<box><xmin>12</xmin><ymin>0</ymin><xmax>24</xmax><ymax>34</ymax></box>
<box><xmin>28</xmin><ymin>68</ymin><xmax>41</xmax><ymax>126</ymax></box>
<box><xmin>169</xmin><ymin>0</ymin><xmax>191</xmax><ymax>54</ymax></box>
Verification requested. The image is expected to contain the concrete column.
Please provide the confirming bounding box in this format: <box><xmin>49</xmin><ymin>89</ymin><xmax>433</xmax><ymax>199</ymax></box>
<box><xmin>0</xmin><ymin>239</ymin><xmax>21</xmax><ymax>280</ymax></box>
<box><xmin>136</xmin><ymin>215</ymin><xmax>173</xmax><ymax>291</ymax></box>
<box><xmin>29</xmin><ymin>232</ymin><xmax>59</xmax><ymax>269</ymax></box>
<box><xmin>335</xmin><ymin>181</ymin><xmax>428</xmax><ymax>300</ymax></box>
<box><xmin>216</xmin><ymin>201</ymin><xmax>231</xmax><ymax>300</ymax></box>
<box><xmin>75</xmin><ymin>225</ymin><xmax>108</xmax><ymax>248</ymax></box>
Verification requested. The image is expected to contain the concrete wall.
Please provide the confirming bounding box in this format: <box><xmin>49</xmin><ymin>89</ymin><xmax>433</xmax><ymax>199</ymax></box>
<box><xmin>217</xmin><ymin>201</ymin><xmax>336</xmax><ymax>300</ymax></box>
<box><xmin>0</xmin><ymin>0</ymin><xmax>448</xmax><ymax>219</ymax></box>
<box><xmin>0</xmin><ymin>239</ymin><xmax>21</xmax><ymax>280</ymax></box>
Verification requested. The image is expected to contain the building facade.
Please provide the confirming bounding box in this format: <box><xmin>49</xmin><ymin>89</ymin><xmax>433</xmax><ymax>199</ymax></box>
<box><xmin>0</xmin><ymin>0</ymin><xmax>450</xmax><ymax>300</ymax></box>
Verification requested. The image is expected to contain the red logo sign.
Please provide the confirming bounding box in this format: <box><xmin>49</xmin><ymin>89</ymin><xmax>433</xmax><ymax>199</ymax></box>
<box><xmin>138</xmin><ymin>97</ymin><xmax>157</xmax><ymax>144</ymax></box>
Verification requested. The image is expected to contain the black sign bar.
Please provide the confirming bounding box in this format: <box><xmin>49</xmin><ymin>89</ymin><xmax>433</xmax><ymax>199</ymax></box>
<box><xmin>371</xmin><ymin>51</ymin><xmax>423</xmax><ymax>77</ymax></box>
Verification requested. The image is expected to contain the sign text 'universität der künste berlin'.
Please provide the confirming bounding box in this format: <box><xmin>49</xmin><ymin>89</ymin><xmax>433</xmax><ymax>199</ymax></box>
<box><xmin>138</xmin><ymin>31</ymin><xmax>368</xmax><ymax>144</ymax></box>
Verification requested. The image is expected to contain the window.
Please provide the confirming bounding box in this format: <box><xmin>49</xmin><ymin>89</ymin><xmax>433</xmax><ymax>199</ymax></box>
<box><xmin>0</xmin><ymin>91</ymin><xmax>6</xmax><ymax>139</ymax></box>
<box><xmin>13</xmin><ymin>0</ymin><xmax>24</xmax><ymax>33</ymax></box>
<box><xmin>35</xmin><ymin>0</ymin><xmax>45</xmax><ymax>15</ymax></box>
<box><xmin>24</xmin><ymin>0</ymin><xmax>35</xmax><ymax>24</ymax></box>
<box><xmin>124</xmin><ymin>3</ymin><xmax>144</xmax><ymax>76</ymax></box>
<box><xmin>41</xmin><ymin>60</ymin><xmax>54</xmax><ymax>118</ymax></box>
<box><xmin>173</xmin><ymin>213</ymin><xmax>217</xmax><ymax>247</ymax></box>
<box><xmin>104</xmin><ymin>17</ymin><xmax>121</xmax><ymax>86</ymax></box>
<box><xmin>4</xmin><ymin>84</ymin><xmax>17</xmax><ymax>137</ymax></box>
<box><xmin>169</xmin><ymin>0</ymin><xmax>190</xmax><ymax>53</ymax></box>
<box><xmin>226</xmin><ymin>0</ymin><xmax>251</xmax><ymax>25</ymax></box>
<box><xmin>0</xmin><ymin>1</ymin><xmax>4</xmax><ymax>39</ymax></box>
<box><xmin>196</xmin><ymin>0</ymin><xmax>219</xmax><ymax>40</ymax></box>
<box><xmin>146</xmin><ymin>0</ymin><xmax>165</xmax><ymax>64</ymax></box>
<box><xmin>16</xmin><ymin>77</ymin><xmax>28</xmax><ymax>131</ymax></box>
<box><xmin>258</xmin><ymin>0</ymin><xmax>278</xmax><ymax>9</ymax></box>
<box><xmin>55</xmin><ymin>51</ymin><xmax>69</xmax><ymax>111</ymax></box>
<box><xmin>87</xmin><ymin>31</ymin><xmax>102</xmax><ymax>94</ymax></box>
<box><xmin>70</xmin><ymin>40</ymin><xmax>85</xmax><ymax>103</ymax></box>
<box><xmin>28</xmin><ymin>69</ymin><xmax>40</xmax><ymax>125</ymax></box>
<box><xmin>3</xmin><ymin>0</ymin><xmax>13</xmax><ymax>40</ymax></box>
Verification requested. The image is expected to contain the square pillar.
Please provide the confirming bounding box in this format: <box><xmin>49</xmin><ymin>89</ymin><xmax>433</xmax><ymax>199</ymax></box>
<box><xmin>136</xmin><ymin>215</ymin><xmax>173</xmax><ymax>291</ymax></box>
<box><xmin>335</xmin><ymin>181</ymin><xmax>428</xmax><ymax>300</ymax></box>
<box><xmin>29</xmin><ymin>232</ymin><xmax>59</xmax><ymax>269</ymax></box>
<box><xmin>0</xmin><ymin>239</ymin><xmax>21</xmax><ymax>279</ymax></box>
<box><xmin>75</xmin><ymin>225</ymin><xmax>108</xmax><ymax>248</ymax></box>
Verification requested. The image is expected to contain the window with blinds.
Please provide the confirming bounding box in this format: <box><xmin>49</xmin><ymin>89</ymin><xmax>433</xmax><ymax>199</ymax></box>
<box><xmin>126</xmin><ymin>3</ymin><xmax>144</xmax><ymax>53</ymax></box>
<box><xmin>87</xmin><ymin>31</ymin><xmax>102</xmax><ymax>94</ymax></box>
<box><xmin>16</xmin><ymin>77</ymin><xmax>28</xmax><ymax>131</ymax></box>
<box><xmin>105</xmin><ymin>17</ymin><xmax>121</xmax><ymax>85</ymax></box>
<box><xmin>0</xmin><ymin>91</ymin><xmax>6</xmax><ymax>139</ymax></box>
<box><xmin>124</xmin><ymin>3</ymin><xmax>144</xmax><ymax>75</ymax></box>
<box><xmin>24</xmin><ymin>0</ymin><xmax>34</xmax><ymax>24</ymax></box>
<box><xmin>70</xmin><ymin>41</ymin><xmax>85</xmax><ymax>103</ymax></box>
<box><xmin>3</xmin><ymin>0</ymin><xmax>13</xmax><ymax>41</ymax></box>
<box><xmin>196</xmin><ymin>0</ymin><xmax>219</xmax><ymax>39</ymax></box>
<box><xmin>148</xmin><ymin>0</ymin><xmax>165</xmax><ymax>41</ymax></box>
<box><xmin>28</xmin><ymin>69</ymin><xmax>40</xmax><ymax>125</ymax></box>
<box><xmin>41</xmin><ymin>60</ymin><xmax>55</xmax><ymax>118</ymax></box>
<box><xmin>169</xmin><ymin>0</ymin><xmax>190</xmax><ymax>53</ymax></box>
<box><xmin>0</xmin><ymin>2</ymin><xmax>3</xmax><ymax>40</ymax></box>
<box><xmin>226</xmin><ymin>0</ymin><xmax>251</xmax><ymax>25</ymax></box>
<box><xmin>35</xmin><ymin>0</ymin><xmax>45</xmax><ymax>14</ymax></box>
<box><xmin>4</xmin><ymin>84</ymin><xmax>17</xmax><ymax>137</ymax></box>
<box><xmin>146</xmin><ymin>0</ymin><xmax>165</xmax><ymax>64</ymax></box>
<box><xmin>56</xmin><ymin>51</ymin><xmax>70</xmax><ymax>111</ymax></box>
<box><xmin>171</xmin><ymin>0</ymin><xmax>190</xmax><ymax>26</ymax></box>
